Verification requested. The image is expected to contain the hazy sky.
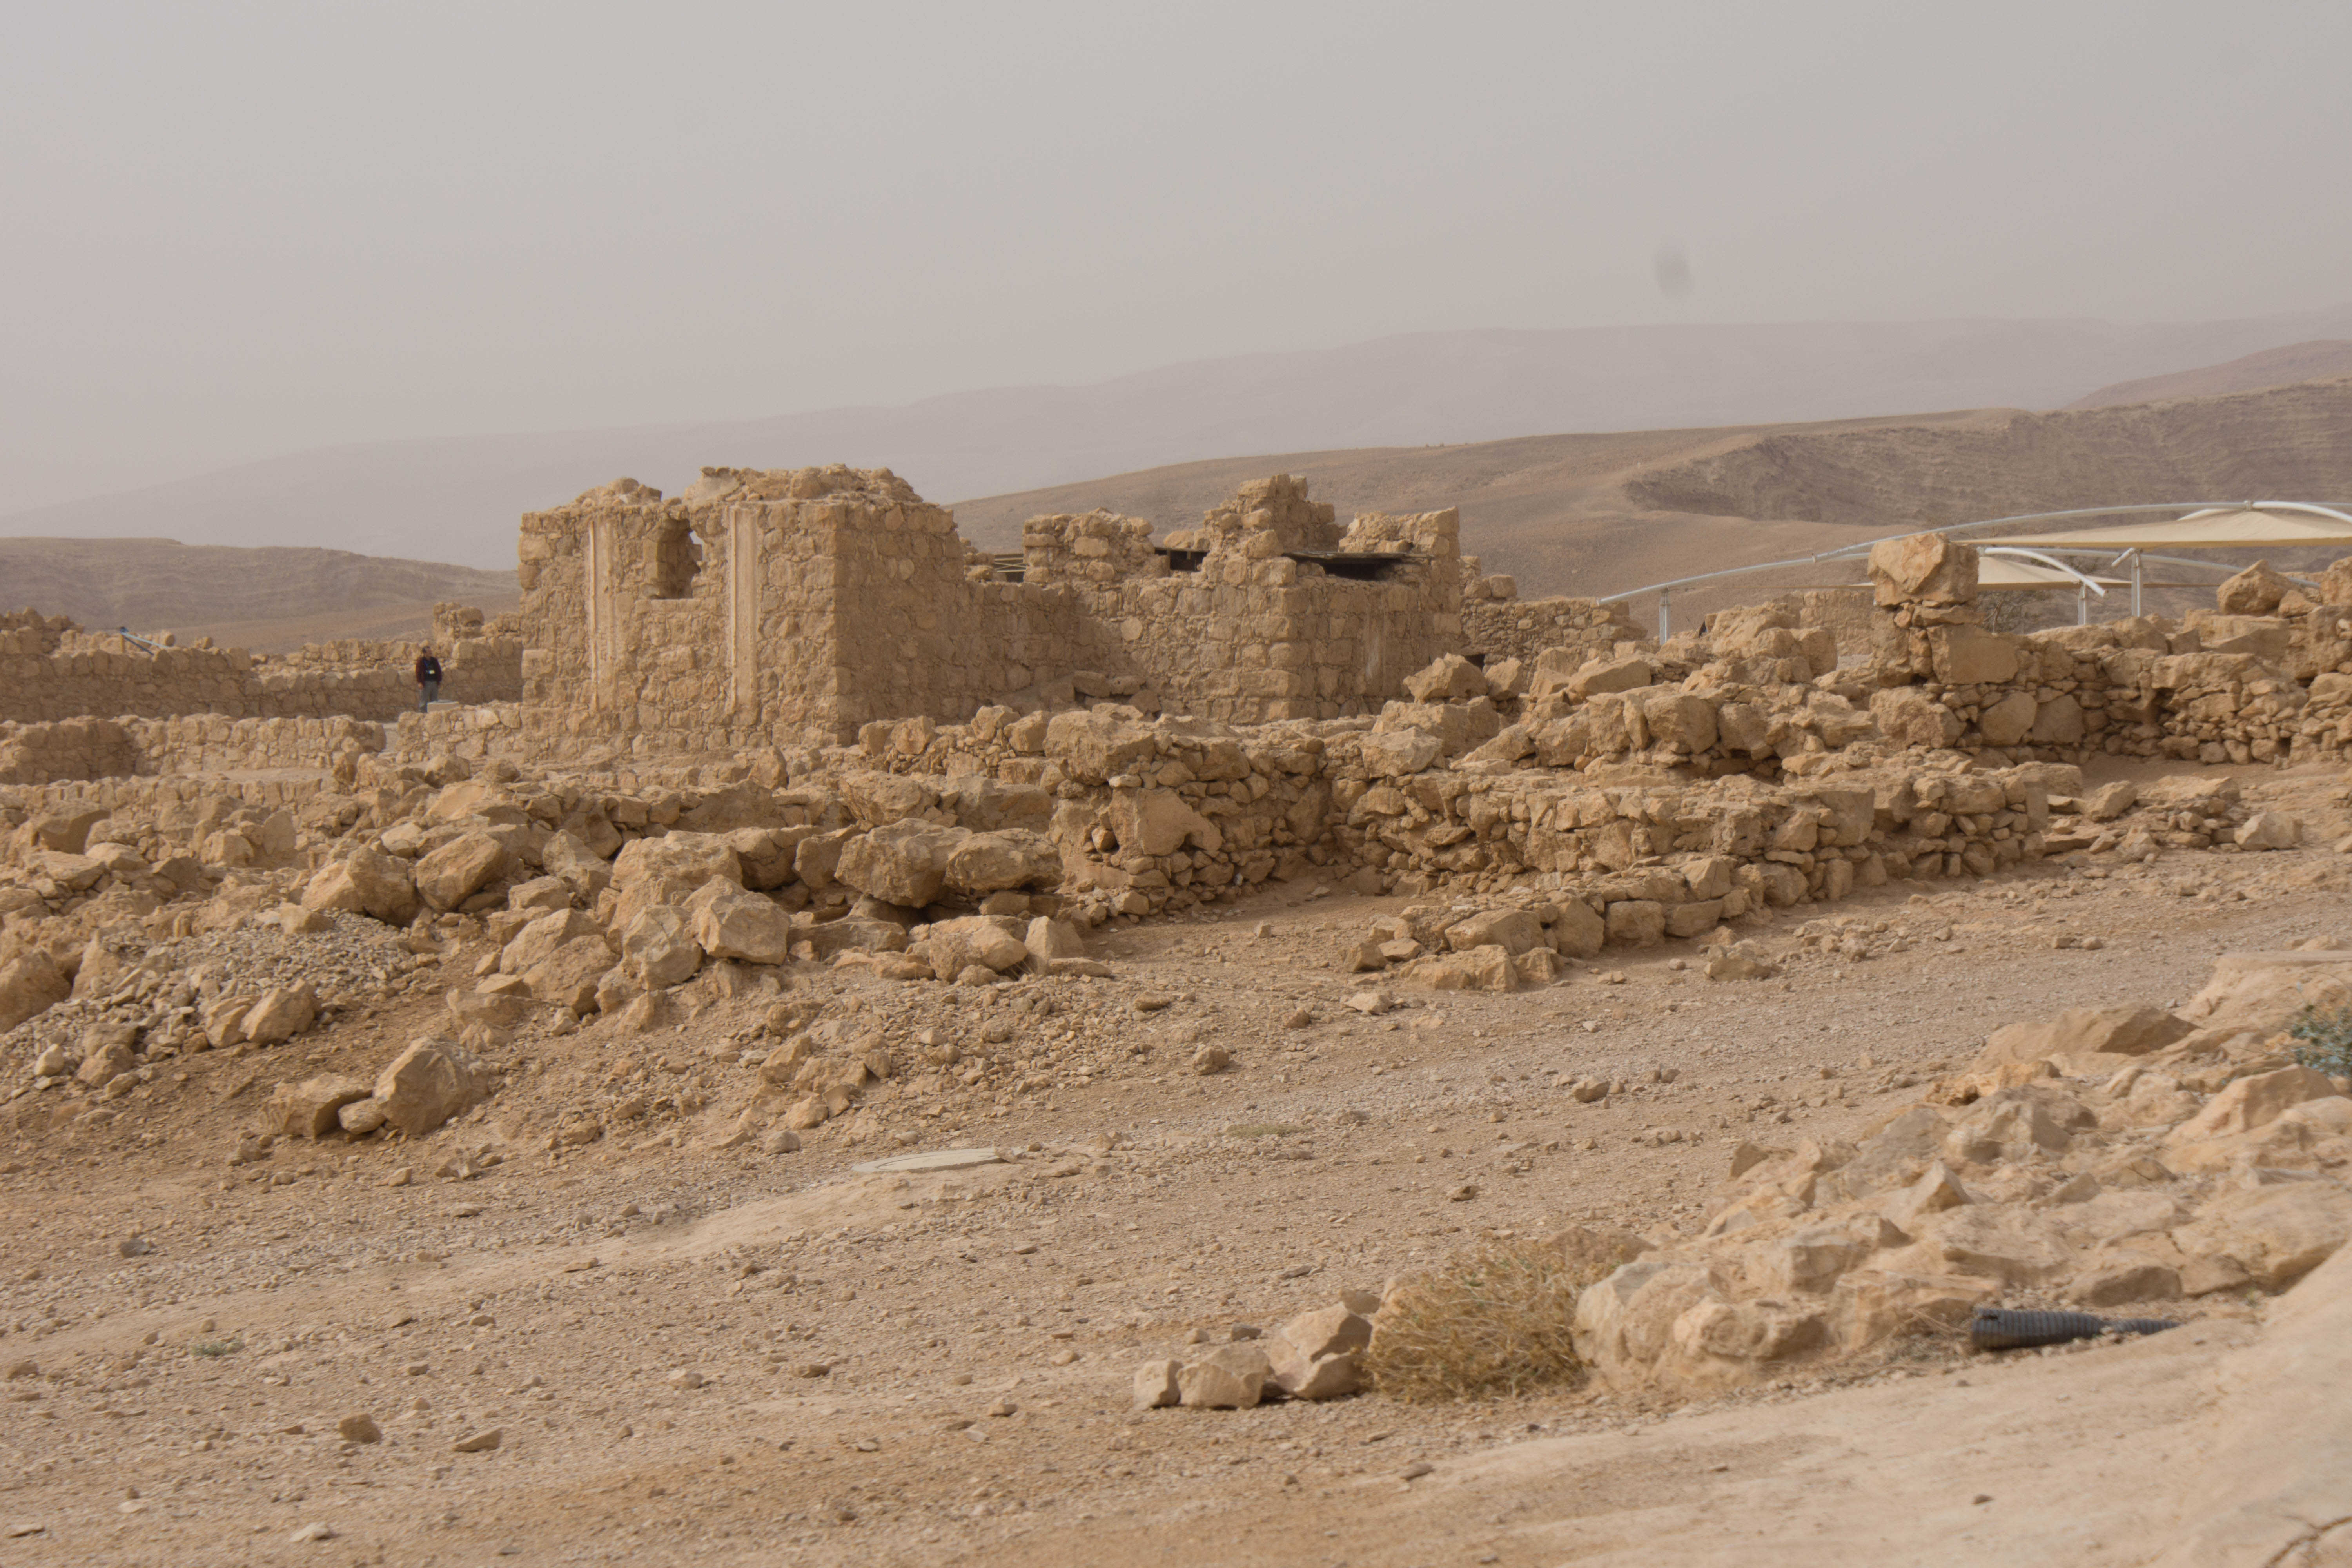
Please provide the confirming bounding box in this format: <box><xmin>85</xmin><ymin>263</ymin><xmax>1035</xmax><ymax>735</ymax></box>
<box><xmin>3</xmin><ymin>1</ymin><xmax>2345</xmax><ymax>509</ymax></box>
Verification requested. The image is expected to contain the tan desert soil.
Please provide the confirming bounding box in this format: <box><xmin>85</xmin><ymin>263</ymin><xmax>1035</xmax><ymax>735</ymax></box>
<box><xmin>3</xmin><ymin>761</ymin><xmax>2348</xmax><ymax>1565</ymax></box>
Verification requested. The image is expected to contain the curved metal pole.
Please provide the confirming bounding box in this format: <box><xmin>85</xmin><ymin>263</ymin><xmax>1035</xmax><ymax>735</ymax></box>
<box><xmin>1980</xmin><ymin>546</ymin><xmax>2107</xmax><ymax>596</ymax></box>
<box><xmin>1596</xmin><ymin>499</ymin><xmax>2352</xmax><ymax>605</ymax></box>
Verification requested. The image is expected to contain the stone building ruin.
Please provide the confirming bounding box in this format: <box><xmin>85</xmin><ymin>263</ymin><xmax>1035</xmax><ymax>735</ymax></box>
<box><xmin>514</xmin><ymin>466</ymin><xmax>1487</xmax><ymax>754</ymax></box>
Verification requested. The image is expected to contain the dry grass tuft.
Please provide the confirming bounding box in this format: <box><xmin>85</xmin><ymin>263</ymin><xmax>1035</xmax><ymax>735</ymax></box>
<box><xmin>1362</xmin><ymin>1235</ymin><xmax>1608</xmax><ymax>1403</ymax></box>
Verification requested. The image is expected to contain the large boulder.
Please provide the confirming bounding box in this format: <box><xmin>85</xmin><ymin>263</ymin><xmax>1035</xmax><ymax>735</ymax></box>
<box><xmin>2166</xmin><ymin>1067</ymin><xmax>2342</xmax><ymax>1145</ymax></box>
<box><xmin>1868</xmin><ymin>532</ymin><xmax>1978</xmax><ymax>606</ymax></box>
<box><xmin>1978</xmin><ymin>1003</ymin><xmax>2192</xmax><ymax>1070</ymax></box>
<box><xmin>2172</xmin><ymin>1182</ymin><xmax>2352</xmax><ymax>1289</ymax></box>
<box><xmin>2216</xmin><ymin>559</ymin><xmax>2292</xmax><ymax>616</ymax></box>
<box><xmin>942</xmin><ymin>830</ymin><xmax>1063</xmax><ymax>895</ymax></box>
<box><xmin>1107</xmin><ymin>790</ymin><xmax>1220</xmax><ymax>857</ymax></box>
<box><xmin>16</xmin><ymin>807</ymin><xmax>109</xmax><ymax>855</ymax></box>
<box><xmin>1869</xmin><ymin>687</ymin><xmax>1962</xmax><ymax>749</ymax></box>
<box><xmin>611</xmin><ymin>833</ymin><xmax>741</xmax><ymax>926</ymax></box>
<box><xmin>498</xmin><ymin>908</ymin><xmax>597</xmax><ymax>976</ymax></box>
<box><xmin>373</xmin><ymin>1038</ymin><xmax>483</xmax><ymax>1137</ymax></box>
<box><xmin>924</xmin><ymin>916</ymin><xmax>1031</xmax><ymax>981</ymax></box>
<box><xmin>1403</xmin><ymin>653</ymin><xmax>1487</xmax><ymax>703</ymax></box>
<box><xmin>1044</xmin><ymin>710</ymin><xmax>1158</xmax><ymax>783</ymax></box>
<box><xmin>269</xmin><ymin>1074</ymin><xmax>372</xmax><ymax>1139</ymax></box>
<box><xmin>1176</xmin><ymin>1344</ymin><xmax>1272</xmax><ymax>1409</ymax></box>
<box><xmin>521</xmin><ymin>935</ymin><xmax>617</xmax><ymax>1014</ymax></box>
<box><xmin>836</xmin><ymin>820</ymin><xmax>967</xmax><ymax>908</ymax></box>
<box><xmin>0</xmin><ymin>949</ymin><xmax>71</xmax><ymax>1035</ymax></box>
<box><xmin>1444</xmin><ymin>909</ymin><xmax>1546</xmax><ymax>956</ymax></box>
<box><xmin>620</xmin><ymin>905</ymin><xmax>702</xmax><ymax>987</ymax></box>
<box><xmin>240</xmin><ymin>982</ymin><xmax>318</xmax><ymax>1045</ymax></box>
<box><xmin>303</xmin><ymin>848</ymin><xmax>421</xmax><ymax>926</ymax></box>
<box><xmin>1926</xmin><ymin>625</ymin><xmax>2019</xmax><ymax>685</ymax></box>
<box><xmin>412</xmin><ymin>831</ymin><xmax>507</xmax><ymax>913</ymax></box>
<box><xmin>1357</xmin><ymin>729</ymin><xmax>1441</xmax><ymax>779</ymax></box>
<box><xmin>687</xmin><ymin>882</ymin><xmax>793</xmax><ymax>965</ymax></box>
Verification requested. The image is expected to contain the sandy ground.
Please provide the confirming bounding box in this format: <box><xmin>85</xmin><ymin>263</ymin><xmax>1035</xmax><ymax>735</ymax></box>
<box><xmin>4</xmin><ymin>770</ymin><xmax>2350</xmax><ymax>1566</ymax></box>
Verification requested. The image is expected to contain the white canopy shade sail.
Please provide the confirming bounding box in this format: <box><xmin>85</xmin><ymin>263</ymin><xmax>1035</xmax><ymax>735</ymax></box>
<box><xmin>1976</xmin><ymin>506</ymin><xmax>2352</xmax><ymax>551</ymax></box>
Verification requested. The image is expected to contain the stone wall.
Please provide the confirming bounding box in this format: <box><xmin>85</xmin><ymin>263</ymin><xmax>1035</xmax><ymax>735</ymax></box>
<box><xmin>1461</xmin><ymin>594</ymin><xmax>1651</xmax><ymax>668</ymax></box>
<box><xmin>0</xmin><ymin>609</ymin><xmax>519</xmax><ymax>726</ymax></box>
<box><xmin>1861</xmin><ymin>535</ymin><xmax>2352</xmax><ymax>766</ymax></box>
<box><xmin>0</xmin><ymin>715</ymin><xmax>387</xmax><ymax>786</ymax></box>
<box><xmin>516</xmin><ymin>468</ymin><xmax>1464</xmax><ymax>756</ymax></box>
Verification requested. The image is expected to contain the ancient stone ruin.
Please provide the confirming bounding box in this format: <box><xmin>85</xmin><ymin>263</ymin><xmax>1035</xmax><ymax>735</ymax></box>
<box><xmin>4</xmin><ymin>467</ymin><xmax>2352</xmax><ymax>1562</ymax></box>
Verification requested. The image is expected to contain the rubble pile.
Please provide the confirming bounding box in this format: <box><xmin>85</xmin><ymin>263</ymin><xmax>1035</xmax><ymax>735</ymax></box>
<box><xmin>1572</xmin><ymin>947</ymin><xmax>2352</xmax><ymax>1396</ymax></box>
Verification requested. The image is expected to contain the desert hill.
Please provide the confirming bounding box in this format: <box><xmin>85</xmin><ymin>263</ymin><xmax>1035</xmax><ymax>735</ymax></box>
<box><xmin>8</xmin><ymin>309</ymin><xmax>2352</xmax><ymax>570</ymax></box>
<box><xmin>958</xmin><ymin>379</ymin><xmax>2352</xmax><ymax>622</ymax></box>
<box><xmin>0</xmin><ymin>537</ymin><xmax>517</xmax><ymax>654</ymax></box>
<box><xmin>2071</xmin><ymin>339</ymin><xmax>2352</xmax><ymax>408</ymax></box>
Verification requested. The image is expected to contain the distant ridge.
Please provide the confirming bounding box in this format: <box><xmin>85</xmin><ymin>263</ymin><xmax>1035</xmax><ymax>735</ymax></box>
<box><xmin>2071</xmin><ymin>340</ymin><xmax>2352</xmax><ymax>408</ymax></box>
<box><xmin>0</xmin><ymin>536</ymin><xmax>516</xmax><ymax>654</ymax></box>
<box><xmin>7</xmin><ymin>308</ymin><xmax>2352</xmax><ymax>570</ymax></box>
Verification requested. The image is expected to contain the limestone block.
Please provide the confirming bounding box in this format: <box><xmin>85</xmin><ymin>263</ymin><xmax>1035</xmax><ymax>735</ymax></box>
<box><xmin>925</xmin><ymin>916</ymin><xmax>1031</xmax><ymax>981</ymax></box>
<box><xmin>1926</xmin><ymin>625</ymin><xmax>2019</xmax><ymax>686</ymax></box>
<box><xmin>2216</xmin><ymin>559</ymin><xmax>2292</xmax><ymax>615</ymax></box>
<box><xmin>522</xmin><ymin>935</ymin><xmax>617</xmax><ymax>1014</ymax></box>
<box><xmin>2029</xmin><ymin>693</ymin><xmax>2085</xmax><ymax>745</ymax></box>
<box><xmin>801</xmin><ymin>917</ymin><xmax>909</xmax><ymax>960</ymax></box>
<box><xmin>1977</xmin><ymin>691</ymin><xmax>2038</xmax><ymax>746</ymax></box>
<box><xmin>1547</xmin><ymin>899</ymin><xmax>1605</xmax><ymax>958</ymax></box>
<box><xmin>1566</xmin><ymin>655</ymin><xmax>1654</xmax><ymax>702</ymax></box>
<box><xmin>2170</xmin><ymin>1182</ymin><xmax>2352</xmax><ymax>1289</ymax></box>
<box><xmin>943</xmin><ymin>829</ymin><xmax>1062</xmax><ymax>895</ymax></box>
<box><xmin>1176</xmin><ymin>1344</ymin><xmax>1271</xmax><ymax>1409</ymax></box>
<box><xmin>2234</xmin><ymin>811</ymin><xmax>2302</xmax><ymax>850</ymax></box>
<box><xmin>240</xmin><ymin>983</ymin><xmax>318</xmax><ymax>1045</ymax></box>
<box><xmin>688</xmin><ymin>883</ymin><xmax>794</xmax><ymax>965</ymax></box>
<box><xmin>1870</xmin><ymin>688</ymin><xmax>1962</xmax><ymax>749</ymax></box>
<box><xmin>499</xmin><ymin>907</ymin><xmax>595</xmax><ymax>976</ymax></box>
<box><xmin>1444</xmin><ymin>909</ymin><xmax>1546</xmax><ymax>955</ymax></box>
<box><xmin>1979</xmin><ymin>1005</ymin><xmax>2187</xmax><ymax>1071</ymax></box>
<box><xmin>269</xmin><ymin>1074</ymin><xmax>371</xmax><ymax>1139</ymax></box>
<box><xmin>1868</xmin><ymin>532</ymin><xmax>1978</xmax><ymax>606</ymax></box>
<box><xmin>620</xmin><ymin>906</ymin><xmax>701</xmax><ymax>988</ymax></box>
<box><xmin>1025</xmin><ymin>917</ymin><xmax>1086</xmax><ymax>963</ymax></box>
<box><xmin>413</xmin><ymin>831</ymin><xmax>507</xmax><ymax>912</ymax></box>
<box><xmin>1605</xmin><ymin>900</ymin><xmax>1666</xmax><ymax>946</ymax></box>
<box><xmin>1407</xmin><ymin>944</ymin><xmax>1517</xmax><ymax>991</ymax></box>
<box><xmin>0</xmin><ymin>949</ymin><xmax>70</xmax><ymax>1035</ymax></box>
<box><xmin>1403</xmin><ymin>653</ymin><xmax>1486</xmax><ymax>703</ymax></box>
<box><xmin>372</xmin><ymin>1037</ymin><xmax>482</xmax><ymax>1138</ymax></box>
<box><xmin>2167</xmin><ymin>1067</ymin><xmax>2341</xmax><ymax>1145</ymax></box>
<box><xmin>1358</xmin><ymin>729</ymin><xmax>1441</xmax><ymax>777</ymax></box>
<box><xmin>837</xmin><ymin>820</ymin><xmax>968</xmax><ymax>907</ymax></box>
<box><xmin>1108</xmin><ymin>790</ymin><xmax>1219</xmax><ymax>856</ymax></box>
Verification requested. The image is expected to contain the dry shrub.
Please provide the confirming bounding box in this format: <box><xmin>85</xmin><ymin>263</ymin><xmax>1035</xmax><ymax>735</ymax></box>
<box><xmin>1363</xmin><ymin>1230</ymin><xmax>1634</xmax><ymax>1402</ymax></box>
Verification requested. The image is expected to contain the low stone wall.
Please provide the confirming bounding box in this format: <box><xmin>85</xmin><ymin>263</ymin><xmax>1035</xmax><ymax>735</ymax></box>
<box><xmin>1461</xmin><ymin>595</ymin><xmax>1650</xmax><ymax>667</ymax></box>
<box><xmin>0</xmin><ymin>715</ymin><xmax>386</xmax><ymax>786</ymax></box>
<box><xmin>0</xmin><ymin>612</ymin><xmax>519</xmax><ymax>726</ymax></box>
<box><xmin>388</xmin><ymin>703</ymin><xmax>532</xmax><ymax>768</ymax></box>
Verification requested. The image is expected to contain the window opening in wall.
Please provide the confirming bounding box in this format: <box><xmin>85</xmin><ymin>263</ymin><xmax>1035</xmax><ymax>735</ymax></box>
<box><xmin>651</xmin><ymin>519</ymin><xmax>704</xmax><ymax>600</ymax></box>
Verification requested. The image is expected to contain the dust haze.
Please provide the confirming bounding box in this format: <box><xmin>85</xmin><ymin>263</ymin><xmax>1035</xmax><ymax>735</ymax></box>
<box><xmin>4</xmin><ymin>2</ymin><xmax>2347</xmax><ymax>515</ymax></box>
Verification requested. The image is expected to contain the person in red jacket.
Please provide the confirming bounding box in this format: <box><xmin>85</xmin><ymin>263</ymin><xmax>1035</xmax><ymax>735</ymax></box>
<box><xmin>414</xmin><ymin>647</ymin><xmax>443</xmax><ymax>712</ymax></box>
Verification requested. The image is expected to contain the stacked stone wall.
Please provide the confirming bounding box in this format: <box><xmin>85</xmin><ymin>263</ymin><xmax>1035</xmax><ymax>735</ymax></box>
<box><xmin>517</xmin><ymin>469</ymin><xmax>1464</xmax><ymax>756</ymax></box>
<box><xmin>0</xmin><ymin>612</ymin><xmax>518</xmax><ymax>725</ymax></box>
<box><xmin>0</xmin><ymin>714</ymin><xmax>387</xmax><ymax>785</ymax></box>
<box><xmin>1462</xmin><ymin>595</ymin><xmax>1650</xmax><ymax>667</ymax></box>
